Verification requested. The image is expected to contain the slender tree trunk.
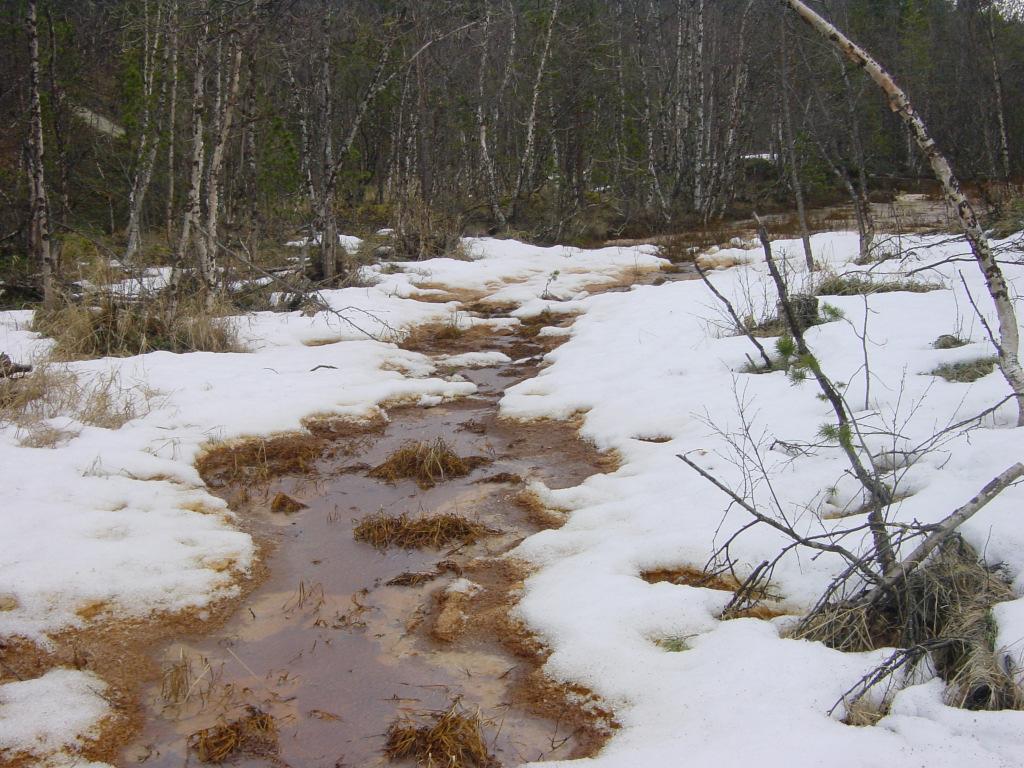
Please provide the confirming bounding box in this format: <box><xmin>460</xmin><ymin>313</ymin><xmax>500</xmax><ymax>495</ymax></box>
<box><xmin>512</xmin><ymin>0</ymin><xmax>559</xmax><ymax>221</ymax></box>
<box><xmin>125</xmin><ymin>8</ymin><xmax>169</xmax><ymax>263</ymax></box>
<box><xmin>476</xmin><ymin>3</ymin><xmax>506</xmax><ymax>230</ymax></box>
<box><xmin>175</xmin><ymin>31</ymin><xmax>207</xmax><ymax>284</ymax></box>
<box><xmin>782</xmin><ymin>0</ymin><xmax>1024</xmax><ymax>426</ymax></box>
<box><xmin>201</xmin><ymin>32</ymin><xmax>243</xmax><ymax>291</ymax></box>
<box><xmin>27</xmin><ymin>0</ymin><xmax>56</xmax><ymax>309</ymax></box>
<box><xmin>165</xmin><ymin>1</ymin><xmax>179</xmax><ymax>245</ymax></box>
<box><xmin>780</xmin><ymin>18</ymin><xmax>813</xmax><ymax>270</ymax></box>
<box><xmin>45</xmin><ymin>8</ymin><xmax>70</xmax><ymax>222</ymax></box>
<box><xmin>987</xmin><ymin>7</ymin><xmax>1011</xmax><ymax>181</ymax></box>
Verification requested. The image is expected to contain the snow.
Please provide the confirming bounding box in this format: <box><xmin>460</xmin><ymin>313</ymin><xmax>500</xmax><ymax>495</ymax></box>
<box><xmin>500</xmin><ymin>231</ymin><xmax>1024</xmax><ymax>766</ymax></box>
<box><xmin>0</xmin><ymin>236</ymin><xmax>659</xmax><ymax>765</ymax></box>
<box><xmin>0</xmin><ymin>669</ymin><xmax>111</xmax><ymax>764</ymax></box>
<box><xmin>5</xmin><ymin>229</ymin><xmax>1024</xmax><ymax>765</ymax></box>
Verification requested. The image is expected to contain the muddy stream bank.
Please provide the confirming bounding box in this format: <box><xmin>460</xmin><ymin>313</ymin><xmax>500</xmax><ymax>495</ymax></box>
<box><xmin>121</xmin><ymin>303</ymin><xmax>637</xmax><ymax>767</ymax></box>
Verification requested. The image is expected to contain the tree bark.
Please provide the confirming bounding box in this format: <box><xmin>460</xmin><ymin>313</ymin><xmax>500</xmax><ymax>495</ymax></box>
<box><xmin>27</xmin><ymin>0</ymin><xmax>56</xmax><ymax>309</ymax></box>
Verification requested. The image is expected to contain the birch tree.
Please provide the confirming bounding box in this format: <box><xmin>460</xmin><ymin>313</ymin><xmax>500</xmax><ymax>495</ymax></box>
<box><xmin>781</xmin><ymin>0</ymin><xmax>1024</xmax><ymax>425</ymax></box>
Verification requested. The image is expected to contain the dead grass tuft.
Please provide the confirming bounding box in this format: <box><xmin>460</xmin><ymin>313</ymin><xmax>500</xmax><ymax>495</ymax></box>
<box><xmin>369</xmin><ymin>437</ymin><xmax>486</xmax><ymax>488</ymax></box>
<box><xmin>796</xmin><ymin>539</ymin><xmax>1020</xmax><ymax>711</ymax></box>
<box><xmin>931</xmin><ymin>357</ymin><xmax>997</xmax><ymax>383</ymax></box>
<box><xmin>187</xmin><ymin>707</ymin><xmax>278</xmax><ymax>764</ymax></box>
<box><xmin>0</xmin><ymin>365</ymin><xmax>147</xmax><ymax>446</ymax></box>
<box><xmin>933</xmin><ymin>334</ymin><xmax>969</xmax><ymax>350</ymax></box>
<box><xmin>814</xmin><ymin>273</ymin><xmax>943</xmax><ymax>297</ymax></box>
<box><xmin>384</xmin><ymin>700</ymin><xmax>497</xmax><ymax>768</ymax></box>
<box><xmin>197</xmin><ymin>433</ymin><xmax>324</xmax><ymax>487</ymax></box>
<box><xmin>34</xmin><ymin>294</ymin><xmax>242</xmax><ymax>360</ymax></box>
<box><xmin>514</xmin><ymin>487</ymin><xmax>566</xmax><ymax>529</ymax></box>
<box><xmin>353</xmin><ymin>511</ymin><xmax>490</xmax><ymax>550</ymax></box>
<box><xmin>270</xmin><ymin>492</ymin><xmax>306</xmax><ymax>515</ymax></box>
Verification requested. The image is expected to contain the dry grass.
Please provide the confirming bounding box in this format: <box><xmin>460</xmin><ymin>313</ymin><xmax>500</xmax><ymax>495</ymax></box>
<box><xmin>368</xmin><ymin>437</ymin><xmax>486</xmax><ymax>489</ymax></box>
<box><xmin>34</xmin><ymin>294</ymin><xmax>242</xmax><ymax>360</ymax></box>
<box><xmin>796</xmin><ymin>539</ymin><xmax>1020</xmax><ymax>711</ymax></box>
<box><xmin>269</xmin><ymin>492</ymin><xmax>306</xmax><ymax>515</ymax></box>
<box><xmin>0</xmin><ymin>365</ymin><xmax>147</xmax><ymax>446</ymax></box>
<box><xmin>384</xmin><ymin>701</ymin><xmax>497</xmax><ymax>768</ymax></box>
<box><xmin>814</xmin><ymin>273</ymin><xmax>943</xmax><ymax>297</ymax></box>
<box><xmin>187</xmin><ymin>707</ymin><xmax>278</xmax><ymax>764</ymax></box>
<box><xmin>931</xmin><ymin>357</ymin><xmax>997</xmax><ymax>383</ymax></box>
<box><xmin>353</xmin><ymin>511</ymin><xmax>489</xmax><ymax>550</ymax></box>
<box><xmin>642</xmin><ymin>565</ymin><xmax>785</xmax><ymax>620</ymax></box>
<box><xmin>196</xmin><ymin>433</ymin><xmax>324</xmax><ymax>487</ymax></box>
<box><xmin>933</xmin><ymin>334</ymin><xmax>969</xmax><ymax>350</ymax></box>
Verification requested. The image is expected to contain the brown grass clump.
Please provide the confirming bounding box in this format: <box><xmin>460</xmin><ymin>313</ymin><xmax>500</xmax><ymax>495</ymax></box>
<box><xmin>369</xmin><ymin>437</ymin><xmax>486</xmax><ymax>488</ymax></box>
<box><xmin>384</xmin><ymin>701</ymin><xmax>497</xmax><ymax>768</ymax></box>
<box><xmin>0</xmin><ymin>365</ymin><xmax>146</xmax><ymax>446</ymax></box>
<box><xmin>641</xmin><ymin>565</ymin><xmax>740</xmax><ymax>592</ymax></box>
<box><xmin>34</xmin><ymin>294</ymin><xmax>242</xmax><ymax>360</ymax></box>
<box><xmin>796</xmin><ymin>539</ymin><xmax>1020</xmax><ymax>711</ymax></box>
<box><xmin>931</xmin><ymin>357</ymin><xmax>997</xmax><ymax>383</ymax></box>
<box><xmin>353</xmin><ymin>511</ymin><xmax>489</xmax><ymax>550</ymax></box>
<box><xmin>814</xmin><ymin>273</ymin><xmax>943</xmax><ymax>297</ymax></box>
<box><xmin>270</xmin><ymin>492</ymin><xmax>306</xmax><ymax>515</ymax></box>
<box><xmin>197</xmin><ymin>433</ymin><xmax>324</xmax><ymax>487</ymax></box>
<box><xmin>187</xmin><ymin>707</ymin><xmax>278</xmax><ymax>764</ymax></box>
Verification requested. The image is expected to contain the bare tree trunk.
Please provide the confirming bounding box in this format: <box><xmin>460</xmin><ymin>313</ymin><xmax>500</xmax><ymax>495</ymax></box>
<box><xmin>633</xmin><ymin>0</ymin><xmax>670</xmax><ymax>222</ymax></box>
<box><xmin>512</xmin><ymin>0</ymin><xmax>559</xmax><ymax>220</ymax></box>
<box><xmin>165</xmin><ymin>0</ymin><xmax>179</xmax><ymax>245</ymax></box>
<box><xmin>987</xmin><ymin>7</ymin><xmax>1011</xmax><ymax>181</ymax></box>
<box><xmin>838</xmin><ymin>60</ymin><xmax>875</xmax><ymax>260</ymax></box>
<box><xmin>780</xmin><ymin>17</ymin><xmax>813</xmax><ymax>270</ymax></box>
<box><xmin>476</xmin><ymin>3</ymin><xmax>506</xmax><ymax>230</ymax></box>
<box><xmin>175</xmin><ymin>31</ymin><xmax>207</xmax><ymax>283</ymax></box>
<box><xmin>782</xmin><ymin>0</ymin><xmax>1024</xmax><ymax>426</ymax></box>
<box><xmin>200</xmin><ymin>32</ymin><xmax>243</xmax><ymax>291</ymax></box>
<box><xmin>124</xmin><ymin>5</ymin><xmax>169</xmax><ymax>263</ymax></box>
<box><xmin>691</xmin><ymin>0</ymin><xmax>707</xmax><ymax>213</ymax></box>
<box><xmin>45</xmin><ymin>8</ymin><xmax>70</xmax><ymax>222</ymax></box>
<box><xmin>27</xmin><ymin>0</ymin><xmax>56</xmax><ymax>309</ymax></box>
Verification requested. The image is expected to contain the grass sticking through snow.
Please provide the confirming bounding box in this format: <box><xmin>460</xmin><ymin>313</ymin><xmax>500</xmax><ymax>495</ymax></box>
<box><xmin>369</xmin><ymin>437</ymin><xmax>484</xmax><ymax>489</ymax></box>
<box><xmin>353</xmin><ymin>511</ymin><xmax>489</xmax><ymax>550</ymax></box>
<box><xmin>931</xmin><ymin>357</ymin><xmax>997</xmax><ymax>383</ymax></box>
<box><xmin>795</xmin><ymin>539</ymin><xmax>1020</xmax><ymax>711</ymax></box>
<box><xmin>384</xmin><ymin>701</ymin><xmax>497</xmax><ymax>768</ymax></box>
<box><xmin>814</xmin><ymin>273</ymin><xmax>943</xmax><ymax>297</ymax></box>
<box><xmin>0</xmin><ymin>365</ymin><xmax>147</xmax><ymax>447</ymax></box>
<box><xmin>34</xmin><ymin>294</ymin><xmax>242</xmax><ymax>360</ymax></box>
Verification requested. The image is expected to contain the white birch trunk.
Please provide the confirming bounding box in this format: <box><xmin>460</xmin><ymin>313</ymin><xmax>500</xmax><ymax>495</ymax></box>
<box><xmin>782</xmin><ymin>0</ymin><xmax>1024</xmax><ymax>426</ymax></box>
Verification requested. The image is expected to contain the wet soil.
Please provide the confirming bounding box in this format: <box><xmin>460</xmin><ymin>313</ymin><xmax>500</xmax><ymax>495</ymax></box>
<box><xmin>122</xmin><ymin>324</ymin><xmax>616</xmax><ymax>768</ymax></box>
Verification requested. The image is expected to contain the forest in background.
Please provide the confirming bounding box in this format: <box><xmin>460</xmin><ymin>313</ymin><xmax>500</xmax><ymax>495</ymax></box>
<box><xmin>2</xmin><ymin>0</ymin><xmax>1024</xmax><ymax>303</ymax></box>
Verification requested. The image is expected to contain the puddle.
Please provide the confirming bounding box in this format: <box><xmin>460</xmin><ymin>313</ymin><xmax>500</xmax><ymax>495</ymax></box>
<box><xmin>124</xmin><ymin>326</ymin><xmax>616</xmax><ymax>767</ymax></box>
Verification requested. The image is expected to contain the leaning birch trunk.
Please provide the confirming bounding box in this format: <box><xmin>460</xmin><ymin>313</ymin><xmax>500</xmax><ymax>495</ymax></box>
<box><xmin>782</xmin><ymin>0</ymin><xmax>1024</xmax><ymax>426</ymax></box>
<box><xmin>27</xmin><ymin>0</ymin><xmax>56</xmax><ymax>309</ymax></box>
<box><xmin>511</xmin><ymin>0</ymin><xmax>559</xmax><ymax>221</ymax></box>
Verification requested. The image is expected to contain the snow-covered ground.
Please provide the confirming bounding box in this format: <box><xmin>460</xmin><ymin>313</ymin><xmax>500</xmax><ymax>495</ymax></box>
<box><xmin>0</xmin><ymin>238</ymin><xmax>660</xmax><ymax>766</ymax></box>
<box><xmin>501</xmin><ymin>231</ymin><xmax>1024</xmax><ymax>767</ymax></box>
<box><xmin>4</xmin><ymin>230</ymin><xmax>1024</xmax><ymax>766</ymax></box>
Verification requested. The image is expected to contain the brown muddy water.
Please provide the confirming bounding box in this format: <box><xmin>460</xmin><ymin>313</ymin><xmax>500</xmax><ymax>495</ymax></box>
<box><xmin>122</xmin><ymin>327</ymin><xmax>613</xmax><ymax>768</ymax></box>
